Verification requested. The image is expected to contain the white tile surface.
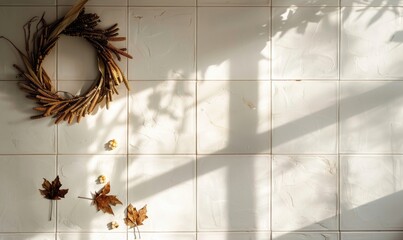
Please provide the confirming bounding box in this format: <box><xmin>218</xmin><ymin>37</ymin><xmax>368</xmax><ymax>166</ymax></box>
<box><xmin>57</xmin><ymin>81</ymin><xmax>127</xmax><ymax>154</ymax></box>
<box><xmin>0</xmin><ymin>82</ymin><xmax>56</xmax><ymax>154</ymax></box>
<box><xmin>198</xmin><ymin>0</ymin><xmax>270</xmax><ymax>6</ymax></box>
<box><xmin>128</xmin><ymin>7</ymin><xmax>195</xmax><ymax>80</ymax></box>
<box><xmin>272</xmin><ymin>155</ymin><xmax>338</xmax><ymax>231</ymax></box>
<box><xmin>341</xmin><ymin>0</ymin><xmax>403</xmax><ymax>6</ymax></box>
<box><xmin>197</xmin><ymin>81</ymin><xmax>270</xmax><ymax>154</ymax></box>
<box><xmin>58</xmin><ymin>0</ymin><xmax>126</xmax><ymax>5</ymax></box>
<box><xmin>130</xmin><ymin>0</ymin><xmax>195</xmax><ymax>6</ymax></box>
<box><xmin>197</xmin><ymin>155</ymin><xmax>270</xmax><ymax>231</ymax></box>
<box><xmin>58</xmin><ymin>7</ymin><xmax>127</xmax><ymax>81</ymax></box>
<box><xmin>58</xmin><ymin>233</ymin><xmax>126</xmax><ymax>240</ymax></box>
<box><xmin>272</xmin><ymin>0</ymin><xmax>338</xmax><ymax>5</ymax></box>
<box><xmin>341</xmin><ymin>7</ymin><xmax>403</xmax><ymax>79</ymax></box>
<box><xmin>5</xmin><ymin>0</ymin><xmax>403</xmax><ymax>237</ymax></box>
<box><xmin>198</xmin><ymin>232</ymin><xmax>270</xmax><ymax>240</ymax></box>
<box><xmin>341</xmin><ymin>155</ymin><xmax>403</xmax><ymax>230</ymax></box>
<box><xmin>128</xmin><ymin>81</ymin><xmax>196</xmax><ymax>154</ymax></box>
<box><xmin>0</xmin><ymin>7</ymin><xmax>56</xmax><ymax>81</ymax></box>
<box><xmin>0</xmin><ymin>234</ymin><xmax>56</xmax><ymax>240</ymax></box>
<box><xmin>273</xmin><ymin>232</ymin><xmax>338</xmax><ymax>240</ymax></box>
<box><xmin>272</xmin><ymin>81</ymin><xmax>337</xmax><ymax>154</ymax></box>
<box><xmin>341</xmin><ymin>232</ymin><xmax>403</xmax><ymax>240</ymax></box>
<box><xmin>340</xmin><ymin>82</ymin><xmax>403</xmax><ymax>153</ymax></box>
<box><xmin>272</xmin><ymin>7</ymin><xmax>338</xmax><ymax>79</ymax></box>
<box><xmin>139</xmin><ymin>233</ymin><xmax>196</xmax><ymax>240</ymax></box>
<box><xmin>197</xmin><ymin>7</ymin><xmax>270</xmax><ymax>80</ymax></box>
<box><xmin>0</xmin><ymin>0</ymin><xmax>55</xmax><ymax>5</ymax></box>
<box><xmin>57</xmin><ymin>155</ymin><xmax>127</xmax><ymax>232</ymax></box>
<box><xmin>0</xmin><ymin>155</ymin><xmax>56</xmax><ymax>232</ymax></box>
<box><xmin>128</xmin><ymin>156</ymin><xmax>196</xmax><ymax>231</ymax></box>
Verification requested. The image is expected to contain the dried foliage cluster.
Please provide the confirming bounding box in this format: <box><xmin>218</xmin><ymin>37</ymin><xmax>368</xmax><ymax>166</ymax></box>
<box><xmin>93</xmin><ymin>182</ymin><xmax>122</xmax><ymax>215</ymax></box>
<box><xmin>39</xmin><ymin>176</ymin><xmax>69</xmax><ymax>200</ymax></box>
<box><xmin>39</xmin><ymin>176</ymin><xmax>148</xmax><ymax>237</ymax></box>
<box><xmin>125</xmin><ymin>203</ymin><xmax>148</xmax><ymax>239</ymax></box>
<box><xmin>0</xmin><ymin>0</ymin><xmax>132</xmax><ymax>124</ymax></box>
<box><xmin>39</xmin><ymin>176</ymin><xmax>69</xmax><ymax>220</ymax></box>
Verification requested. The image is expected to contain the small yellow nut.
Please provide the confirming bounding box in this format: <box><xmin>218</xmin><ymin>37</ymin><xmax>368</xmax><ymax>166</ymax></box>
<box><xmin>108</xmin><ymin>139</ymin><xmax>118</xmax><ymax>150</ymax></box>
<box><xmin>111</xmin><ymin>221</ymin><xmax>119</xmax><ymax>229</ymax></box>
<box><xmin>98</xmin><ymin>175</ymin><xmax>107</xmax><ymax>184</ymax></box>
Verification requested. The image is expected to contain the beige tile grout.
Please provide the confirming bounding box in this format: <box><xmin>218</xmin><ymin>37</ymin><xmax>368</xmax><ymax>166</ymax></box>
<box><xmin>337</xmin><ymin>1</ymin><xmax>341</xmax><ymax>238</ymax></box>
<box><xmin>126</xmin><ymin>1</ymin><xmax>129</xmax><ymax>239</ymax></box>
<box><xmin>195</xmin><ymin>1</ymin><xmax>199</xmax><ymax>237</ymax></box>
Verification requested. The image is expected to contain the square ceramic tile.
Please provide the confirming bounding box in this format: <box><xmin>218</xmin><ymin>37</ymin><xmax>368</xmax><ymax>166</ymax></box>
<box><xmin>272</xmin><ymin>7</ymin><xmax>338</xmax><ymax>79</ymax></box>
<box><xmin>128</xmin><ymin>81</ymin><xmax>195</xmax><ymax>154</ymax></box>
<box><xmin>128</xmin><ymin>156</ymin><xmax>196</xmax><ymax>231</ymax></box>
<box><xmin>272</xmin><ymin>155</ymin><xmax>338</xmax><ymax>231</ymax></box>
<box><xmin>341</xmin><ymin>0</ymin><xmax>403</xmax><ymax>6</ymax></box>
<box><xmin>0</xmin><ymin>155</ymin><xmax>56</xmax><ymax>232</ymax></box>
<box><xmin>57</xmin><ymin>81</ymin><xmax>127</xmax><ymax>154</ymax></box>
<box><xmin>0</xmin><ymin>0</ymin><xmax>55</xmax><ymax>5</ymax></box>
<box><xmin>0</xmin><ymin>82</ymin><xmax>55</xmax><ymax>154</ymax></box>
<box><xmin>273</xmin><ymin>232</ymin><xmax>338</xmax><ymax>240</ymax></box>
<box><xmin>198</xmin><ymin>0</ymin><xmax>270</xmax><ymax>6</ymax></box>
<box><xmin>0</xmin><ymin>234</ymin><xmax>56</xmax><ymax>240</ymax></box>
<box><xmin>197</xmin><ymin>7</ymin><xmax>270</xmax><ymax>80</ymax></box>
<box><xmin>340</xmin><ymin>82</ymin><xmax>403</xmax><ymax>153</ymax></box>
<box><xmin>272</xmin><ymin>81</ymin><xmax>337</xmax><ymax>154</ymax></box>
<box><xmin>197</xmin><ymin>155</ymin><xmax>270</xmax><ymax>231</ymax></box>
<box><xmin>272</xmin><ymin>0</ymin><xmax>338</xmax><ymax>5</ymax></box>
<box><xmin>198</xmin><ymin>232</ymin><xmax>270</xmax><ymax>240</ymax></box>
<box><xmin>58</xmin><ymin>233</ymin><xmax>126</xmax><ymax>240</ymax></box>
<box><xmin>341</xmin><ymin>7</ymin><xmax>403</xmax><ymax>79</ymax></box>
<box><xmin>138</xmin><ymin>233</ymin><xmax>196</xmax><ymax>240</ymax></box>
<box><xmin>341</xmin><ymin>155</ymin><xmax>403</xmax><ymax>230</ymax></box>
<box><xmin>58</xmin><ymin>0</ymin><xmax>126</xmax><ymax>5</ymax></box>
<box><xmin>197</xmin><ymin>81</ymin><xmax>270</xmax><ymax>154</ymax></box>
<box><xmin>57</xmin><ymin>155</ymin><xmax>127</xmax><ymax>232</ymax></box>
<box><xmin>128</xmin><ymin>7</ymin><xmax>195</xmax><ymax>80</ymax></box>
<box><xmin>130</xmin><ymin>0</ymin><xmax>195</xmax><ymax>6</ymax></box>
<box><xmin>0</xmin><ymin>7</ymin><xmax>56</xmax><ymax>81</ymax></box>
<box><xmin>58</xmin><ymin>7</ymin><xmax>127</xmax><ymax>81</ymax></box>
<box><xmin>341</xmin><ymin>232</ymin><xmax>403</xmax><ymax>240</ymax></box>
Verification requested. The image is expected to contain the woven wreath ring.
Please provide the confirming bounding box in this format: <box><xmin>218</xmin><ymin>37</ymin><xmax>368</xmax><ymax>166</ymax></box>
<box><xmin>0</xmin><ymin>0</ymin><xmax>132</xmax><ymax>124</ymax></box>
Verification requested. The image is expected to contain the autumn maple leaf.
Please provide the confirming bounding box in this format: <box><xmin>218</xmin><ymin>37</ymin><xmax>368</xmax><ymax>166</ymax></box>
<box><xmin>93</xmin><ymin>182</ymin><xmax>122</xmax><ymax>215</ymax></box>
<box><xmin>39</xmin><ymin>176</ymin><xmax>69</xmax><ymax>200</ymax></box>
<box><xmin>125</xmin><ymin>203</ymin><xmax>148</xmax><ymax>227</ymax></box>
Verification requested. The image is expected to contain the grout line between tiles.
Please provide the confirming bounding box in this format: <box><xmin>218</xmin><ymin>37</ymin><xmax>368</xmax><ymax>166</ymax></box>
<box><xmin>16</xmin><ymin>78</ymin><xmax>403</xmax><ymax>82</ymax></box>
<box><xmin>126</xmin><ymin>1</ymin><xmax>129</xmax><ymax>240</ymax></box>
<box><xmin>7</xmin><ymin>153</ymin><xmax>403</xmax><ymax>156</ymax></box>
<box><xmin>195</xmin><ymin>1</ymin><xmax>199</xmax><ymax>237</ymax></box>
<box><xmin>337</xmin><ymin>1</ymin><xmax>342</xmax><ymax>238</ymax></box>
<box><xmin>55</xmin><ymin>2</ymin><xmax>59</xmax><ymax>239</ymax></box>
<box><xmin>270</xmin><ymin>3</ymin><xmax>273</xmax><ymax>239</ymax></box>
<box><xmin>0</xmin><ymin>4</ymin><xmax>58</xmax><ymax>7</ymax></box>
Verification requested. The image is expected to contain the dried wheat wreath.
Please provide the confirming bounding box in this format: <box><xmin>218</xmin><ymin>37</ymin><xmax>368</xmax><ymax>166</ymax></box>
<box><xmin>0</xmin><ymin>0</ymin><xmax>132</xmax><ymax>124</ymax></box>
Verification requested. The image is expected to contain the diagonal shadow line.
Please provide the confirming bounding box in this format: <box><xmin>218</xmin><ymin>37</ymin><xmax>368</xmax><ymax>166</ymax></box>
<box><xmin>272</xmin><ymin>183</ymin><xmax>403</xmax><ymax>239</ymax></box>
<box><xmin>128</xmin><ymin>81</ymin><xmax>403</xmax><ymax>201</ymax></box>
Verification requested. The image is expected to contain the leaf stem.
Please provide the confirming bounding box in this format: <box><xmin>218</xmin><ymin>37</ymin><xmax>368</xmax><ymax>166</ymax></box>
<box><xmin>136</xmin><ymin>225</ymin><xmax>141</xmax><ymax>239</ymax></box>
<box><xmin>77</xmin><ymin>196</ymin><xmax>93</xmax><ymax>200</ymax></box>
<box><xmin>49</xmin><ymin>200</ymin><xmax>52</xmax><ymax>221</ymax></box>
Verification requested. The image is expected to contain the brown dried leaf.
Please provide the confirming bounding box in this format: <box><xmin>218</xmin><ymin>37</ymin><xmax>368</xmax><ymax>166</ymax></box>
<box><xmin>39</xmin><ymin>176</ymin><xmax>69</xmax><ymax>200</ymax></box>
<box><xmin>93</xmin><ymin>182</ymin><xmax>122</xmax><ymax>215</ymax></box>
<box><xmin>124</xmin><ymin>204</ymin><xmax>148</xmax><ymax>228</ymax></box>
